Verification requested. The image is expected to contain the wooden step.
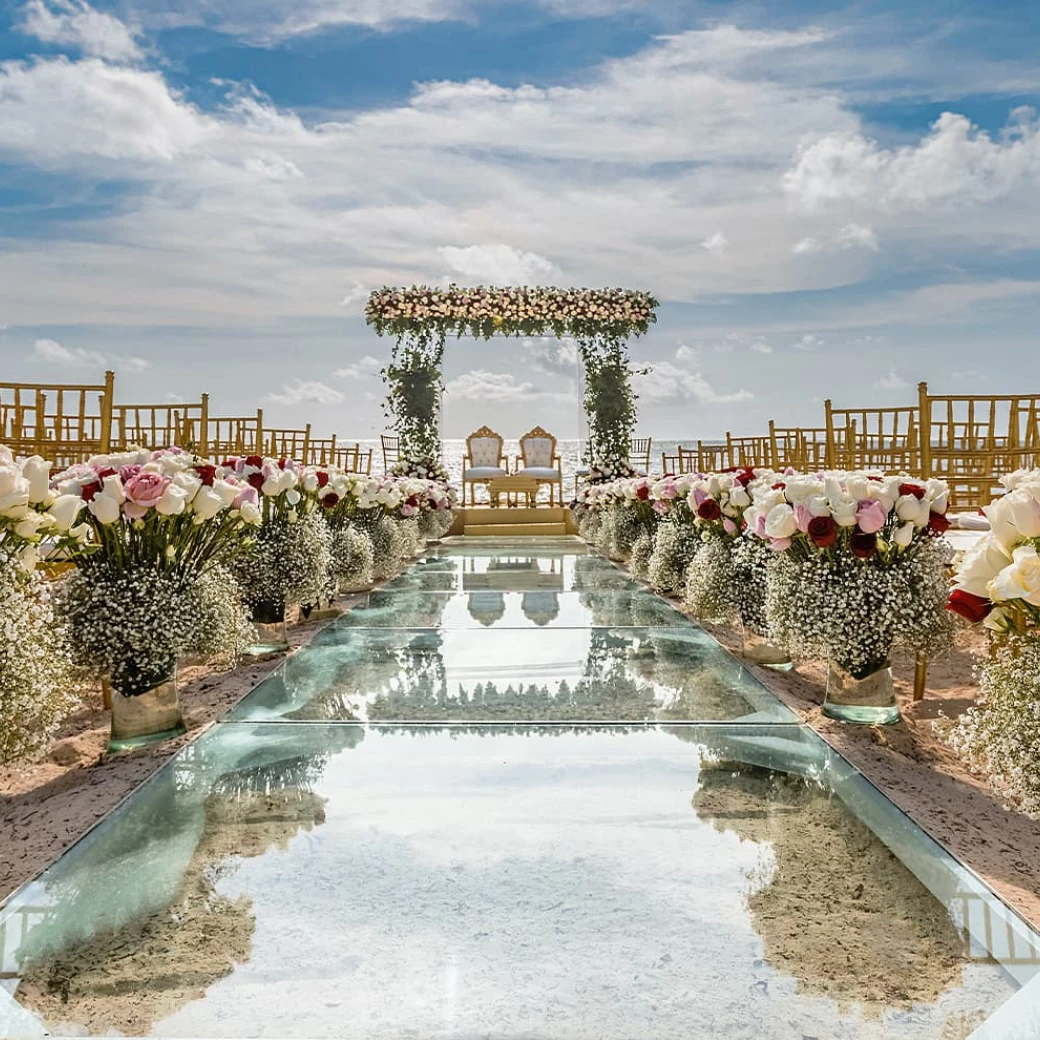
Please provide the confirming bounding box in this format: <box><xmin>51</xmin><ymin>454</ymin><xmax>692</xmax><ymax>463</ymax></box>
<box><xmin>464</xmin><ymin>522</ymin><xmax>569</xmax><ymax>537</ymax></box>
<box><xmin>463</xmin><ymin>506</ymin><xmax>566</xmax><ymax>525</ymax></box>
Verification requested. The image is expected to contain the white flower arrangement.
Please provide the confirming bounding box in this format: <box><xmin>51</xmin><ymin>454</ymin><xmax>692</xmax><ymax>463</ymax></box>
<box><xmin>369</xmin><ymin>515</ymin><xmax>410</xmax><ymax>580</ymax></box>
<box><xmin>647</xmin><ymin>520</ymin><xmax>703</xmax><ymax>595</ymax></box>
<box><xmin>682</xmin><ymin>536</ymin><xmax>738</xmax><ymax>623</ymax></box>
<box><xmin>330</xmin><ymin>524</ymin><xmax>375</xmax><ymax>591</ymax></box>
<box><xmin>943</xmin><ymin>635</ymin><xmax>1040</xmax><ymax>814</ymax></box>
<box><xmin>0</xmin><ymin>552</ymin><xmax>82</xmax><ymax>763</ymax></box>
<box><xmin>629</xmin><ymin>527</ymin><xmax>656</xmax><ymax>580</ymax></box>
<box><xmin>729</xmin><ymin>535</ymin><xmax>772</xmax><ymax>636</ymax></box>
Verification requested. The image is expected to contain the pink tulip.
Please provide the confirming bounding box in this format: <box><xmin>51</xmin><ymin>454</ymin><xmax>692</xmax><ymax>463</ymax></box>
<box><xmin>233</xmin><ymin>486</ymin><xmax>260</xmax><ymax>510</ymax></box>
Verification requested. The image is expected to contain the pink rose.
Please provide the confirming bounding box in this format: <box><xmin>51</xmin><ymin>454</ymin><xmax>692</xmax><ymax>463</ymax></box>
<box><xmin>754</xmin><ymin>513</ymin><xmax>768</xmax><ymax>539</ymax></box>
<box><xmin>652</xmin><ymin>500</ymin><xmax>670</xmax><ymax>514</ymax></box>
<box><xmin>692</xmin><ymin>488</ymin><xmax>707</xmax><ymax>507</ymax></box>
<box><xmin>401</xmin><ymin>503</ymin><xmax>417</xmax><ymax>517</ymax></box>
<box><xmin>856</xmin><ymin>499</ymin><xmax>887</xmax><ymax>535</ymax></box>
<box><xmin>768</xmin><ymin>537</ymin><xmax>792</xmax><ymax>552</ymax></box>
<box><xmin>124</xmin><ymin>471</ymin><xmax>170</xmax><ymax>509</ymax></box>
<box><xmin>723</xmin><ymin>517</ymin><xmax>738</xmax><ymax>536</ymax></box>
<box><xmin>233</xmin><ymin>486</ymin><xmax>260</xmax><ymax>510</ymax></box>
<box><xmin>794</xmin><ymin>504</ymin><xmax>813</xmax><ymax>534</ymax></box>
<box><xmin>120</xmin><ymin>464</ymin><xmax>142</xmax><ymax>482</ymax></box>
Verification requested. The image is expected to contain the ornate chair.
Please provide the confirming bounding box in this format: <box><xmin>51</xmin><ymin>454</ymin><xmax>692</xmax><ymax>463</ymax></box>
<box><xmin>463</xmin><ymin>425</ymin><xmax>508</xmax><ymax>505</ymax></box>
<box><xmin>515</xmin><ymin>425</ymin><xmax>564</xmax><ymax>506</ymax></box>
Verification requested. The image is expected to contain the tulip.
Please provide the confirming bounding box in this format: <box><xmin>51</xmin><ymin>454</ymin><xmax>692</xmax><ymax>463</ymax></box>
<box><xmin>21</xmin><ymin>456</ymin><xmax>52</xmax><ymax>504</ymax></box>
<box><xmin>49</xmin><ymin>494</ymin><xmax>84</xmax><ymax>532</ymax></box>
<box><xmin>90</xmin><ymin>492</ymin><xmax>123</xmax><ymax>525</ymax></box>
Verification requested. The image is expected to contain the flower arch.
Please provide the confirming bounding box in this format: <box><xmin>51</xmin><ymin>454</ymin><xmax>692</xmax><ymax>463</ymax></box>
<box><xmin>365</xmin><ymin>285</ymin><xmax>659</xmax><ymax>479</ymax></box>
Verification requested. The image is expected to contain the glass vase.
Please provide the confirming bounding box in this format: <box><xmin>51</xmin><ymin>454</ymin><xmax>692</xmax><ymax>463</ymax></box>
<box><xmin>740</xmin><ymin>628</ymin><xmax>793</xmax><ymax>671</ymax></box>
<box><xmin>824</xmin><ymin>663</ymin><xmax>900</xmax><ymax>725</ymax></box>
<box><xmin>108</xmin><ymin>669</ymin><xmax>185</xmax><ymax>752</ymax></box>
<box><xmin>247</xmin><ymin>599</ymin><xmax>290</xmax><ymax>655</ymax></box>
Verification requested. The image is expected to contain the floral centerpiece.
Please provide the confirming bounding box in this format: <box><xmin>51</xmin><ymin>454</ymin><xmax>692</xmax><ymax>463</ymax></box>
<box><xmin>304</xmin><ymin>466</ymin><xmax>377</xmax><ymax>593</ymax></box>
<box><xmin>942</xmin><ymin>470</ymin><xmax>1040</xmax><ymax>809</ymax></box>
<box><xmin>0</xmin><ymin>446</ymin><xmax>86</xmax><ymax>763</ymax></box>
<box><xmin>53</xmin><ymin>448</ymin><xmax>261</xmax><ymax>747</ymax></box>
<box><xmin>222</xmin><ymin>455</ymin><xmax>331</xmax><ymax>647</ymax></box>
<box><xmin>748</xmin><ymin>471</ymin><xmax>952</xmax><ymax>723</ymax></box>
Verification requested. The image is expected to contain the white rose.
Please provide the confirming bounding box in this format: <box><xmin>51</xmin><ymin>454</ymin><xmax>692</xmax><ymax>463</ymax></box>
<box><xmin>18</xmin><ymin>544</ymin><xmax>38</xmax><ymax>573</ymax></box>
<box><xmin>156</xmin><ymin>484</ymin><xmax>188</xmax><ymax>516</ymax></box>
<box><xmin>14</xmin><ymin>513</ymin><xmax>50</xmax><ymax>539</ymax></box>
<box><xmin>49</xmin><ymin>494</ymin><xmax>84</xmax><ymax>533</ymax></box>
<box><xmin>832</xmin><ymin>497</ymin><xmax>858</xmax><ymax>528</ymax></box>
<box><xmin>286</xmin><ymin>489</ymin><xmax>301</xmax><ymax>506</ymax></box>
<box><xmin>728</xmin><ymin>486</ymin><xmax>750</xmax><ymax>509</ymax></box>
<box><xmin>21</xmin><ymin>456</ymin><xmax>52</xmax><ymax>504</ymax></box>
<box><xmin>806</xmin><ymin>494</ymin><xmax>831</xmax><ymax>518</ymax></box>
<box><xmin>955</xmin><ymin>536</ymin><xmax>1013</xmax><ymax>599</ymax></box>
<box><xmin>926</xmin><ymin>479</ymin><xmax>949</xmax><ymax>514</ymax></box>
<box><xmin>984</xmin><ymin>497</ymin><xmax>1021</xmax><ymax>550</ymax></box>
<box><xmin>213</xmin><ymin>480</ymin><xmax>240</xmax><ymax>507</ymax></box>
<box><xmin>893</xmin><ymin>522</ymin><xmax>915</xmax><ymax>548</ymax></box>
<box><xmin>239</xmin><ymin>501</ymin><xmax>262</xmax><ymax>525</ymax></box>
<box><xmin>989</xmin><ymin>544</ymin><xmax>1040</xmax><ymax>607</ymax></box>
<box><xmin>303</xmin><ymin>473</ymin><xmax>319</xmax><ymax>493</ymax></box>
<box><xmin>764</xmin><ymin>503</ymin><xmax>797</xmax><ymax>539</ymax></box>
<box><xmin>90</xmin><ymin>492</ymin><xmax>123</xmax><ymax>525</ymax></box>
<box><xmin>1005</xmin><ymin>489</ymin><xmax>1040</xmax><ymax>540</ymax></box>
<box><xmin>102</xmin><ymin>474</ymin><xmax>126</xmax><ymax>505</ymax></box>
<box><xmin>896</xmin><ymin>494</ymin><xmax>928</xmax><ymax>525</ymax></box>
<box><xmin>0</xmin><ymin>489</ymin><xmax>31</xmax><ymax>520</ymax></box>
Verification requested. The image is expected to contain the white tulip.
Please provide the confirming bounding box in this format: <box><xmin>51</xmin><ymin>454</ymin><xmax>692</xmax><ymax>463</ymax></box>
<box><xmin>239</xmin><ymin>501</ymin><xmax>262</xmax><ymax>525</ymax></box>
<box><xmin>191</xmin><ymin>486</ymin><xmax>226</xmax><ymax>521</ymax></box>
<box><xmin>893</xmin><ymin>522</ymin><xmax>915</xmax><ymax>548</ymax></box>
<box><xmin>90</xmin><ymin>492</ymin><xmax>122</xmax><ymax>525</ymax></box>
<box><xmin>21</xmin><ymin>457</ymin><xmax>52</xmax><ymax>504</ymax></box>
<box><xmin>0</xmin><ymin>489</ymin><xmax>31</xmax><ymax>520</ymax></box>
<box><xmin>156</xmin><ymin>485</ymin><xmax>188</xmax><ymax>516</ymax></box>
<box><xmin>49</xmin><ymin>494</ymin><xmax>85</xmax><ymax>532</ymax></box>
<box><xmin>213</xmin><ymin>480</ymin><xmax>240</xmax><ymax>507</ymax></box>
<box><xmin>286</xmin><ymin>489</ymin><xmax>301</xmax><ymax>506</ymax></box>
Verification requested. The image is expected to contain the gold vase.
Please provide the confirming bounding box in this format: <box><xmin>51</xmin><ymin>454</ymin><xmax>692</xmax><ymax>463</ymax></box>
<box><xmin>108</xmin><ymin>671</ymin><xmax>185</xmax><ymax>752</ymax></box>
<box><xmin>824</xmin><ymin>663</ymin><xmax>899</xmax><ymax>725</ymax></box>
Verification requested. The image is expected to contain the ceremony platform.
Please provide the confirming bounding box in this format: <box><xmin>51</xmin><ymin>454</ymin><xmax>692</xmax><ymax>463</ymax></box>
<box><xmin>453</xmin><ymin>504</ymin><xmax>576</xmax><ymax>538</ymax></box>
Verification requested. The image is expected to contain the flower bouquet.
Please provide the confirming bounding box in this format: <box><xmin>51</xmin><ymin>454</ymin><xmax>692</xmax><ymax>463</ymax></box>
<box><xmin>53</xmin><ymin>448</ymin><xmax>261</xmax><ymax>747</ymax></box>
<box><xmin>942</xmin><ymin>470</ymin><xmax>1040</xmax><ymax>807</ymax></box>
<box><xmin>748</xmin><ymin>471</ymin><xmax>953</xmax><ymax>723</ymax></box>
<box><xmin>305</xmin><ymin>466</ymin><xmax>377</xmax><ymax>593</ymax></box>
<box><xmin>223</xmin><ymin>455</ymin><xmax>331</xmax><ymax>650</ymax></box>
<box><xmin>0</xmin><ymin>446</ymin><xmax>87</xmax><ymax>763</ymax></box>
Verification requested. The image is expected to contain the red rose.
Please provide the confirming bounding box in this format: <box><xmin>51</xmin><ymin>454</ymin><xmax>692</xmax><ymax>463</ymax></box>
<box><xmin>80</xmin><ymin>478</ymin><xmax>102</xmax><ymax>502</ymax></box>
<box><xmin>316</xmin><ymin>471</ymin><xmax>330</xmax><ymax>489</ymax></box>
<box><xmin>96</xmin><ymin>467</ymin><xmax>117</xmax><ymax>479</ymax></box>
<box><xmin>636</xmin><ymin>485</ymin><xmax>650</xmax><ymax>501</ymax></box>
<box><xmin>851</xmin><ymin>530</ymin><xmax>878</xmax><ymax>558</ymax></box>
<box><xmin>321</xmin><ymin>493</ymin><xmax>340</xmax><ymax>509</ymax></box>
<box><xmin>195</xmin><ymin>465</ymin><xmax>216</xmax><ymax>486</ymax></box>
<box><xmin>947</xmin><ymin>589</ymin><xmax>992</xmax><ymax>623</ymax></box>
<box><xmin>771</xmin><ymin>482</ymin><xmax>786</xmax><ymax>491</ymax></box>
<box><xmin>247</xmin><ymin>472</ymin><xmax>265</xmax><ymax>490</ymax></box>
<box><xmin>736</xmin><ymin>468</ymin><xmax>755</xmax><ymax>487</ymax></box>
<box><xmin>697</xmin><ymin>499</ymin><xmax>722</xmax><ymax>521</ymax></box>
<box><xmin>808</xmin><ymin>515</ymin><xmax>838</xmax><ymax>548</ymax></box>
<box><xmin>899</xmin><ymin>482</ymin><xmax>926</xmax><ymax>500</ymax></box>
<box><xmin>245</xmin><ymin>455</ymin><xmax>263</xmax><ymax>468</ymax></box>
<box><xmin>928</xmin><ymin>511</ymin><xmax>950</xmax><ymax>535</ymax></box>
<box><xmin>278</xmin><ymin>458</ymin><xmax>288</xmax><ymax>470</ymax></box>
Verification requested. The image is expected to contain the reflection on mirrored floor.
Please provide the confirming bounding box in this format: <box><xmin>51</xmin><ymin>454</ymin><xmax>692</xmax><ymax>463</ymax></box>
<box><xmin>4</xmin><ymin>537</ymin><xmax>1040</xmax><ymax>1040</ymax></box>
<box><xmin>228</xmin><ymin>626</ymin><xmax>793</xmax><ymax>723</ymax></box>
<box><xmin>2</xmin><ymin>725</ymin><xmax>1036</xmax><ymax>1040</ymax></box>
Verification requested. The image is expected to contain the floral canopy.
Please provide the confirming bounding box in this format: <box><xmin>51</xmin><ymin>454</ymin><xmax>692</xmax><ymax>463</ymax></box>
<box><xmin>365</xmin><ymin>285</ymin><xmax>659</xmax><ymax>479</ymax></box>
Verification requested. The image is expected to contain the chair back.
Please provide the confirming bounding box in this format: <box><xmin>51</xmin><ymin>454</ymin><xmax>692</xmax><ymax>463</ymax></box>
<box><xmin>629</xmin><ymin>436</ymin><xmax>652</xmax><ymax>473</ymax></box>
<box><xmin>334</xmin><ymin>442</ymin><xmax>373</xmax><ymax>474</ymax></box>
<box><xmin>660</xmin><ymin>451</ymin><xmax>680</xmax><ymax>475</ymax></box>
<box><xmin>381</xmin><ymin>434</ymin><xmax>401</xmax><ymax>472</ymax></box>
<box><xmin>0</xmin><ymin>371</ymin><xmax>114</xmax><ymax>466</ymax></box>
<box><xmin>208</xmin><ymin>410</ymin><xmax>263</xmax><ymax>460</ymax></box>
<box><xmin>266</xmin><ymin>425</ymin><xmax>311</xmax><ymax>463</ymax></box>
<box><xmin>307</xmin><ymin>435</ymin><xmax>337</xmax><ymax>466</ymax></box>
<box><xmin>519</xmin><ymin>426</ymin><xmax>557</xmax><ymax>469</ymax></box>
<box><xmin>467</xmin><ymin>425</ymin><xmax>505</xmax><ymax>468</ymax></box>
<box><xmin>824</xmin><ymin>399</ymin><xmax>919</xmax><ymax>472</ymax></box>
<box><xmin>725</xmin><ymin>433</ymin><xmax>770</xmax><ymax>469</ymax></box>
<box><xmin>768</xmin><ymin>422</ymin><xmax>829</xmax><ymax>472</ymax></box>
<box><xmin>696</xmin><ymin>440</ymin><xmax>728</xmax><ymax>473</ymax></box>
<box><xmin>112</xmin><ymin>398</ymin><xmax>208</xmax><ymax>454</ymax></box>
<box><xmin>676</xmin><ymin>446</ymin><xmax>698</xmax><ymax>474</ymax></box>
<box><xmin>919</xmin><ymin>382</ymin><xmax>1040</xmax><ymax>510</ymax></box>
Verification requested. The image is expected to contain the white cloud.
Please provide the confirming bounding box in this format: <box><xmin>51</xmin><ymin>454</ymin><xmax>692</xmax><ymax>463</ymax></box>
<box><xmin>525</xmin><ymin>337</ymin><xmax>578</xmax><ymax>375</ymax></box>
<box><xmin>794</xmin><ymin>333</ymin><xmax>823</xmax><ymax>350</ymax></box>
<box><xmin>792</xmin><ymin>237</ymin><xmax>822</xmax><ymax>255</ymax></box>
<box><xmin>19</xmin><ymin>0</ymin><xmax>143</xmax><ymax>62</ymax></box>
<box><xmin>334</xmin><ymin>355</ymin><xmax>383</xmax><ymax>379</ymax></box>
<box><xmin>877</xmin><ymin>368</ymin><xmax>910</xmax><ymax>390</ymax></box>
<box><xmin>164</xmin><ymin>392</ymin><xmax>185</xmax><ymax>403</ymax></box>
<box><xmin>675</xmin><ymin>344</ymin><xmax>698</xmax><ymax>362</ymax></box>
<box><xmin>785</xmin><ymin>110</ymin><xmax>1040</xmax><ymax>211</ymax></box>
<box><xmin>749</xmin><ymin>341</ymin><xmax>773</xmax><ymax>354</ymax></box>
<box><xmin>264</xmin><ymin>379</ymin><xmax>345</xmax><ymax>405</ymax></box>
<box><xmin>438</xmin><ymin>244</ymin><xmax>560</xmax><ymax>286</ymax></box>
<box><xmin>30</xmin><ymin>336</ymin><xmax>149</xmax><ymax>371</ymax></box>
<box><xmin>445</xmin><ymin>370</ymin><xmax>542</xmax><ymax>403</ymax></box>
<box><xmin>835</xmin><ymin>223</ymin><xmax>879</xmax><ymax>251</ymax></box>
<box><xmin>633</xmin><ymin>361</ymin><xmax>753</xmax><ymax>404</ymax></box>
<box><xmin>951</xmin><ymin>369</ymin><xmax>986</xmax><ymax>381</ymax></box>
<box><xmin>341</xmin><ymin>281</ymin><xmax>370</xmax><ymax>312</ymax></box>
<box><xmin>700</xmin><ymin>232</ymin><xmax>727</xmax><ymax>252</ymax></box>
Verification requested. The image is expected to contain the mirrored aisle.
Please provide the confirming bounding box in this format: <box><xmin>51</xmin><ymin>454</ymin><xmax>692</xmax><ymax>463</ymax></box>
<box><xmin>3</xmin><ymin>537</ymin><xmax>1040</xmax><ymax>1040</ymax></box>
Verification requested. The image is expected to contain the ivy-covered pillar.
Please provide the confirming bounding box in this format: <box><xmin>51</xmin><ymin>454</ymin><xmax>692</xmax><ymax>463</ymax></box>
<box><xmin>382</xmin><ymin>330</ymin><xmax>445</xmax><ymax>465</ymax></box>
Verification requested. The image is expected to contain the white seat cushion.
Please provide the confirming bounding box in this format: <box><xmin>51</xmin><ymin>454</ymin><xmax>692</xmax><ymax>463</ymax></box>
<box><xmin>464</xmin><ymin>466</ymin><xmax>507</xmax><ymax>480</ymax></box>
<box><xmin>576</xmin><ymin>467</ymin><xmax>590</xmax><ymax>476</ymax></box>
<box><xmin>517</xmin><ymin>466</ymin><xmax>561</xmax><ymax>479</ymax></box>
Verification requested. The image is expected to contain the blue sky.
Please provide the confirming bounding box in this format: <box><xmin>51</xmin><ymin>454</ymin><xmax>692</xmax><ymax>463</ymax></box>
<box><xmin>1</xmin><ymin>0</ymin><xmax>1039</xmax><ymax>442</ymax></box>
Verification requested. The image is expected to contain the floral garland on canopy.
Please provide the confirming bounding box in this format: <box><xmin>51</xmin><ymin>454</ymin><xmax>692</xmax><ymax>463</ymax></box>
<box><xmin>366</xmin><ymin>285</ymin><xmax>659</xmax><ymax>476</ymax></box>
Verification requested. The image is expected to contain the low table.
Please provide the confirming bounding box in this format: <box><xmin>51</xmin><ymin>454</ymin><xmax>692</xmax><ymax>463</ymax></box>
<box><xmin>487</xmin><ymin>475</ymin><xmax>540</xmax><ymax>507</ymax></box>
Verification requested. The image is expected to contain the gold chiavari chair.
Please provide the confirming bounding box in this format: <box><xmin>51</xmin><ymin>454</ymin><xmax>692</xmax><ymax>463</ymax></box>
<box><xmin>381</xmin><ymin>434</ymin><xmax>401</xmax><ymax>473</ymax></box>
<box><xmin>919</xmin><ymin>382</ymin><xmax>1040</xmax><ymax>511</ymax></box>
<box><xmin>265</xmin><ymin>424</ymin><xmax>311</xmax><ymax>463</ymax></box>
<box><xmin>0</xmin><ymin>371</ymin><xmax>114</xmax><ymax>466</ymax></box>
<box><xmin>696</xmin><ymin>440</ymin><xmax>728</xmax><ymax>474</ymax></box>
<box><xmin>824</xmin><ymin>399</ymin><xmax>920</xmax><ymax>472</ymax></box>
<box><xmin>112</xmin><ymin>397</ymin><xmax>208</xmax><ymax>454</ymax></box>
<box><xmin>208</xmin><ymin>410</ymin><xmax>263</xmax><ymax>461</ymax></box>
<box><xmin>768</xmin><ymin>422</ymin><xmax>830</xmax><ymax>472</ymax></box>
<box><xmin>629</xmin><ymin>436</ymin><xmax>652</xmax><ymax>475</ymax></box>
<box><xmin>334</xmin><ymin>442</ymin><xmax>374</xmax><ymax>474</ymax></box>
<box><xmin>307</xmin><ymin>435</ymin><xmax>338</xmax><ymax>466</ymax></box>
<box><xmin>676</xmin><ymin>446</ymin><xmax>698</xmax><ymax>474</ymax></box>
<box><xmin>660</xmin><ymin>451</ymin><xmax>680</xmax><ymax>475</ymax></box>
<box><xmin>725</xmin><ymin>432</ymin><xmax>771</xmax><ymax>469</ymax></box>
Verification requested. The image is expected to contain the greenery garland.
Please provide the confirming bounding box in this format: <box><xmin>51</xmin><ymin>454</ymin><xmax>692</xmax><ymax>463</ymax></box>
<box><xmin>366</xmin><ymin>285</ymin><xmax>658</xmax><ymax>471</ymax></box>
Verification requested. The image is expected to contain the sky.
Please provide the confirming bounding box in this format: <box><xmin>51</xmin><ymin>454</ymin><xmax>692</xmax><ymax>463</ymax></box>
<box><xmin>1</xmin><ymin>0</ymin><xmax>1039</xmax><ymax>442</ymax></box>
